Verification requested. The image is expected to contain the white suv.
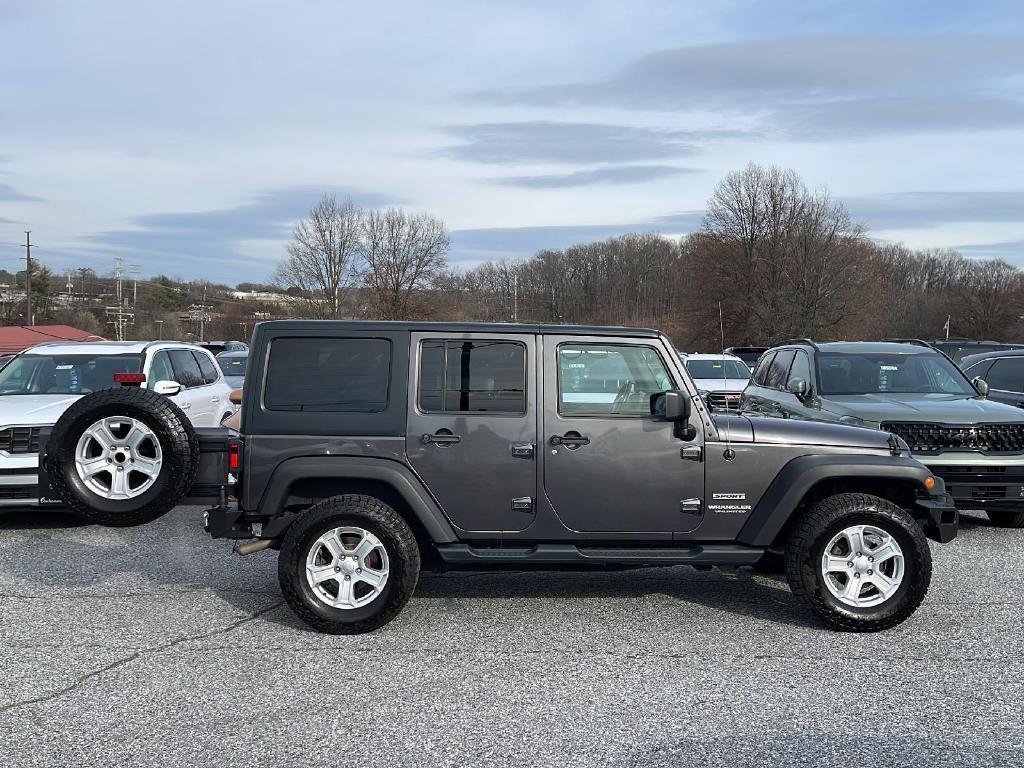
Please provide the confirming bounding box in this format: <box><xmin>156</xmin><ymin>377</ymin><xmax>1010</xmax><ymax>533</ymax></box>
<box><xmin>680</xmin><ymin>352</ymin><xmax>751</xmax><ymax>412</ymax></box>
<box><xmin>0</xmin><ymin>341</ymin><xmax>236</xmax><ymax>508</ymax></box>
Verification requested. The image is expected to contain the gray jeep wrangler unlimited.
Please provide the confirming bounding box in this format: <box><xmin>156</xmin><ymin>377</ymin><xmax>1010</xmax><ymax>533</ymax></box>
<box><xmin>38</xmin><ymin>321</ymin><xmax>958</xmax><ymax>634</ymax></box>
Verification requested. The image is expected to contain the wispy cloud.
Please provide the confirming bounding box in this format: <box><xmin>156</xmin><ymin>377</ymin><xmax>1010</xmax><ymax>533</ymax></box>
<box><xmin>471</xmin><ymin>37</ymin><xmax>1024</xmax><ymax>138</ymax></box>
<box><xmin>494</xmin><ymin>164</ymin><xmax>696</xmax><ymax>188</ymax></box>
<box><xmin>844</xmin><ymin>189</ymin><xmax>1024</xmax><ymax>228</ymax></box>
<box><xmin>440</xmin><ymin>121</ymin><xmax>741</xmax><ymax>165</ymax></box>
<box><xmin>0</xmin><ymin>181</ymin><xmax>41</xmax><ymax>202</ymax></box>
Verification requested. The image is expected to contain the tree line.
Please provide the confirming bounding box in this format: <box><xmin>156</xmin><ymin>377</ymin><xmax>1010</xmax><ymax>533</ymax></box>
<box><xmin>6</xmin><ymin>163</ymin><xmax>1022</xmax><ymax>349</ymax></box>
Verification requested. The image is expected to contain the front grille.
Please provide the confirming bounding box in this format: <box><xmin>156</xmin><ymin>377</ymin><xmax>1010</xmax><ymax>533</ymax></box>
<box><xmin>706</xmin><ymin>391</ymin><xmax>742</xmax><ymax>411</ymax></box>
<box><xmin>0</xmin><ymin>426</ymin><xmax>41</xmax><ymax>454</ymax></box>
<box><xmin>882</xmin><ymin>422</ymin><xmax>1024</xmax><ymax>454</ymax></box>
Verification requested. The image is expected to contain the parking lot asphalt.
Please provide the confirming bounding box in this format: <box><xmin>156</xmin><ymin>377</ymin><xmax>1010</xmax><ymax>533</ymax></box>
<box><xmin>0</xmin><ymin>505</ymin><xmax>1022</xmax><ymax>768</ymax></box>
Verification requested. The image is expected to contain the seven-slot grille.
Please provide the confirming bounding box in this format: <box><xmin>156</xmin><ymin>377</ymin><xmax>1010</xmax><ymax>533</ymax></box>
<box><xmin>0</xmin><ymin>426</ymin><xmax>42</xmax><ymax>454</ymax></box>
<box><xmin>706</xmin><ymin>392</ymin><xmax>742</xmax><ymax>411</ymax></box>
<box><xmin>881</xmin><ymin>422</ymin><xmax>1024</xmax><ymax>454</ymax></box>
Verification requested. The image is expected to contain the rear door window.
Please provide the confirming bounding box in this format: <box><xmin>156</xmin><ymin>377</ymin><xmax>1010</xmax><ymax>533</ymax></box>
<box><xmin>168</xmin><ymin>349</ymin><xmax>205</xmax><ymax>388</ymax></box>
<box><xmin>752</xmin><ymin>351</ymin><xmax>776</xmax><ymax>386</ymax></box>
<box><xmin>194</xmin><ymin>351</ymin><xmax>219</xmax><ymax>384</ymax></box>
<box><xmin>765</xmin><ymin>350</ymin><xmax>795</xmax><ymax>390</ymax></box>
<box><xmin>419</xmin><ymin>340</ymin><xmax>526</xmax><ymax>413</ymax></box>
<box><xmin>985</xmin><ymin>357</ymin><xmax>1024</xmax><ymax>393</ymax></box>
<box><xmin>265</xmin><ymin>337</ymin><xmax>391</xmax><ymax>412</ymax></box>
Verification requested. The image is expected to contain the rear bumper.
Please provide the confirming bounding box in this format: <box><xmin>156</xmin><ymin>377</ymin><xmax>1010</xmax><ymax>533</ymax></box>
<box><xmin>914</xmin><ymin>493</ymin><xmax>959</xmax><ymax>543</ymax></box>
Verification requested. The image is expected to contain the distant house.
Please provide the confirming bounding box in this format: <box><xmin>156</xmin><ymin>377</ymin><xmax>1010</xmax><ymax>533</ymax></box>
<box><xmin>0</xmin><ymin>325</ymin><xmax>106</xmax><ymax>356</ymax></box>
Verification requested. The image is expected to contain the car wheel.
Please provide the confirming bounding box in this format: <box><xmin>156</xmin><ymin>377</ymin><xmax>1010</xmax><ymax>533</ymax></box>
<box><xmin>278</xmin><ymin>495</ymin><xmax>421</xmax><ymax>634</ymax></box>
<box><xmin>985</xmin><ymin>509</ymin><xmax>1024</xmax><ymax>528</ymax></box>
<box><xmin>785</xmin><ymin>493</ymin><xmax>932</xmax><ymax>632</ymax></box>
<box><xmin>44</xmin><ymin>387</ymin><xmax>200</xmax><ymax>526</ymax></box>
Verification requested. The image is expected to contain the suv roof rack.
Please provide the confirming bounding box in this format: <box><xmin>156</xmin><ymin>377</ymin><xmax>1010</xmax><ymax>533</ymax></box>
<box><xmin>880</xmin><ymin>338</ymin><xmax>935</xmax><ymax>349</ymax></box>
<box><xmin>776</xmin><ymin>338</ymin><xmax>819</xmax><ymax>350</ymax></box>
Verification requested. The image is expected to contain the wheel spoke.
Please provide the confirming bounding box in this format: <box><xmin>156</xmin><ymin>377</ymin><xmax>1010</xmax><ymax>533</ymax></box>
<box><xmin>77</xmin><ymin>456</ymin><xmax>109</xmax><ymax>477</ymax></box>
<box><xmin>321</xmin><ymin>534</ymin><xmax>344</xmax><ymax>559</ymax></box>
<box><xmin>336</xmin><ymin>577</ymin><xmax>355</xmax><ymax>607</ymax></box>
<box><xmin>124</xmin><ymin>422</ymin><xmax>150</xmax><ymax>451</ymax></box>
<box><xmin>824</xmin><ymin>555</ymin><xmax>851</xmax><ymax>574</ymax></box>
<box><xmin>868</xmin><ymin>570</ymin><xmax>899</xmax><ymax>597</ymax></box>
<box><xmin>308</xmin><ymin>565</ymin><xmax>337</xmax><ymax>585</ymax></box>
<box><xmin>844</xmin><ymin>527</ymin><xmax>866</xmax><ymax>556</ymax></box>
<box><xmin>132</xmin><ymin>456</ymin><xmax>161</xmax><ymax>478</ymax></box>
<box><xmin>357</xmin><ymin>568</ymin><xmax>385</xmax><ymax>589</ymax></box>
<box><xmin>354</xmin><ymin>536</ymin><xmax>378</xmax><ymax>560</ymax></box>
<box><xmin>869</xmin><ymin>540</ymin><xmax>899</xmax><ymax>564</ymax></box>
<box><xmin>110</xmin><ymin>469</ymin><xmax>129</xmax><ymax>498</ymax></box>
<box><xmin>840</xmin><ymin>576</ymin><xmax>862</xmax><ymax>601</ymax></box>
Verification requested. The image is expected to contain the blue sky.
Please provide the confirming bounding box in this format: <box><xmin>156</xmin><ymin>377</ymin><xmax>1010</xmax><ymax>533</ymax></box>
<box><xmin>1</xmin><ymin>0</ymin><xmax>1023</xmax><ymax>284</ymax></box>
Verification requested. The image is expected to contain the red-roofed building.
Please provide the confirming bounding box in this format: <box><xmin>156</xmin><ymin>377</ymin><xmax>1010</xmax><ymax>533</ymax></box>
<box><xmin>0</xmin><ymin>325</ymin><xmax>106</xmax><ymax>356</ymax></box>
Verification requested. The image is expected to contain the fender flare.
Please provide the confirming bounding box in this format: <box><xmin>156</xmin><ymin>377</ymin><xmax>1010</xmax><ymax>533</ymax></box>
<box><xmin>257</xmin><ymin>456</ymin><xmax>458</xmax><ymax>544</ymax></box>
<box><xmin>736</xmin><ymin>454</ymin><xmax>933</xmax><ymax>547</ymax></box>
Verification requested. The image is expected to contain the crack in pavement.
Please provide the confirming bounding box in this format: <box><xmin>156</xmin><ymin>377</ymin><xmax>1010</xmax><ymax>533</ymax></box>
<box><xmin>0</xmin><ymin>600</ymin><xmax>285</xmax><ymax>717</ymax></box>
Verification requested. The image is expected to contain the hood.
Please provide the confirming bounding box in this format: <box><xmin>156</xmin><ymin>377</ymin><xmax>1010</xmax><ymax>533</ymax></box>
<box><xmin>821</xmin><ymin>393</ymin><xmax>1024</xmax><ymax>426</ymax></box>
<box><xmin>0</xmin><ymin>394</ymin><xmax>81</xmax><ymax>427</ymax></box>
<box><xmin>223</xmin><ymin>375</ymin><xmax>245</xmax><ymax>389</ymax></box>
<box><xmin>711</xmin><ymin>413</ymin><xmax>894</xmax><ymax>451</ymax></box>
<box><xmin>692</xmin><ymin>378</ymin><xmax>748</xmax><ymax>393</ymax></box>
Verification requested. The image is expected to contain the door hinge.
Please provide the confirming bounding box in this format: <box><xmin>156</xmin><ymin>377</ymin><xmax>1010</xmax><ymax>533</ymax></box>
<box><xmin>511</xmin><ymin>497</ymin><xmax>533</xmax><ymax>513</ymax></box>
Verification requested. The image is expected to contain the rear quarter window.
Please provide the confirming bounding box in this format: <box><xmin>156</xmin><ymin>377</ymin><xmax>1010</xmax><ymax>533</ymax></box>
<box><xmin>264</xmin><ymin>337</ymin><xmax>391</xmax><ymax>412</ymax></box>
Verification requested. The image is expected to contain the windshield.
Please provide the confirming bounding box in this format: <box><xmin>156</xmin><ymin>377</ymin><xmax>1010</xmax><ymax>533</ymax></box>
<box><xmin>0</xmin><ymin>353</ymin><xmax>143</xmax><ymax>395</ymax></box>
<box><xmin>217</xmin><ymin>355</ymin><xmax>248</xmax><ymax>376</ymax></box>
<box><xmin>686</xmin><ymin>359</ymin><xmax>751</xmax><ymax>380</ymax></box>
<box><xmin>817</xmin><ymin>352</ymin><xmax>975</xmax><ymax>396</ymax></box>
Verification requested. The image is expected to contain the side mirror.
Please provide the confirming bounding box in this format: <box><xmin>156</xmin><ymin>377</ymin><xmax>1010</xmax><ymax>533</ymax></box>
<box><xmin>786</xmin><ymin>378</ymin><xmax>809</xmax><ymax>398</ymax></box>
<box><xmin>973</xmin><ymin>377</ymin><xmax>989</xmax><ymax>398</ymax></box>
<box><xmin>152</xmin><ymin>379</ymin><xmax>182</xmax><ymax>396</ymax></box>
<box><xmin>651</xmin><ymin>389</ymin><xmax>691</xmax><ymax>421</ymax></box>
<box><xmin>229</xmin><ymin>388</ymin><xmax>243</xmax><ymax>405</ymax></box>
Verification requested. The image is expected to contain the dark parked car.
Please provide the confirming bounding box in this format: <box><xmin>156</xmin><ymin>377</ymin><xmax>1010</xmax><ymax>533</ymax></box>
<box><xmin>960</xmin><ymin>349</ymin><xmax>1024</xmax><ymax>408</ymax></box>
<box><xmin>198</xmin><ymin>340</ymin><xmax>248</xmax><ymax>356</ymax></box>
<box><xmin>215</xmin><ymin>350</ymin><xmax>247</xmax><ymax>389</ymax></box>
<box><xmin>929</xmin><ymin>339</ymin><xmax>1024</xmax><ymax>365</ymax></box>
<box><xmin>742</xmin><ymin>340</ymin><xmax>1024</xmax><ymax>528</ymax></box>
<box><xmin>39</xmin><ymin>322</ymin><xmax>957</xmax><ymax>634</ymax></box>
<box><xmin>724</xmin><ymin>346</ymin><xmax>768</xmax><ymax>372</ymax></box>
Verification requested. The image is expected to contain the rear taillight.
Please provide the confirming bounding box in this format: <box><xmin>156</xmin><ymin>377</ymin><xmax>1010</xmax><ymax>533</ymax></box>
<box><xmin>228</xmin><ymin>440</ymin><xmax>241</xmax><ymax>472</ymax></box>
<box><xmin>114</xmin><ymin>373</ymin><xmax>146</xmax><ymax>385</ymax></box>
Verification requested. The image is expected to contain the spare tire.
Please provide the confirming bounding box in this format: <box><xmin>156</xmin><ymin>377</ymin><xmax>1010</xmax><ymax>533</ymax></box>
<box><xmin>44</xmin><ymin>387</ymin><xmax>200</xmax><ymax>526</ymax></box>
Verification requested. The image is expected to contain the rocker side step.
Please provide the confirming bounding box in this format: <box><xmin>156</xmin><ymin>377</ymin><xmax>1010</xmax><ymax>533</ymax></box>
<box><xmin>436</xmin><ymin>543</ymin><xmax>764</xmax><ymax>567</ymax></box>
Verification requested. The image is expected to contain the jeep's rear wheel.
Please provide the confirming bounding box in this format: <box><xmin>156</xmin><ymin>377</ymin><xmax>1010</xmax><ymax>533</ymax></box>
<box><xmin>278</xmin><ymin>495</ymin><xmax>420</xmax><ymax>634</ymax></box>
<box><xmin>985</xmin><ymin>508</ymin><xmax>1024</xmax><ymax>528</ymax></box>
<box><xmin>785</xmin><ymin>493</ymin><xmax>931</xmax><ymax>632</ymax></box>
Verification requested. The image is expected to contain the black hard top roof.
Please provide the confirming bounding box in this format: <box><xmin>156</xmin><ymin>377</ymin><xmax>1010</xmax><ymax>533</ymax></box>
<box><xmin>258</xmin><ymin>320</ymin><xmax>663</xmax><ymax>338</ymax></box>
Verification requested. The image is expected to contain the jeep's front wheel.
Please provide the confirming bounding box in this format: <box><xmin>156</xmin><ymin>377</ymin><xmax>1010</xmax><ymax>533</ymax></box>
<box><xmin>278</xmin><ymin>495</ymin><xmax>421</xmax><ymax>634</ymax></box>
<box><xmin>785</xmin><ymin>493</ymin><xmax>932</xmax><ymax>632</ymax></box>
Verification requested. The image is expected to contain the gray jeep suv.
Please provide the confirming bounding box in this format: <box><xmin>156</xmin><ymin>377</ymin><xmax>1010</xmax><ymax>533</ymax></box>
<box><xmin>37</xmin><ymin>322</ymin><xmax>958</xmax><ymax>634</ymax></box>
<box><xmin>742</xmin><ymin>340</ymin><xmax>1024</xmax><ymax>527</ymax></box>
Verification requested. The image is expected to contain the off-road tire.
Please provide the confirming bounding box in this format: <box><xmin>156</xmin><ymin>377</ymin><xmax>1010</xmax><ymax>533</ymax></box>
<box><xmin>45</xmin><ymin>387</ymin><xmax>199</xmax><ymax>526</ymax></box>
<box><xmin>785</xmin><ymin>493</ymin><xmax>932</xmax><ymax>632</ymax></box>
<box><xmin>278</xmin><ymin>495</ymin><xmax>421</xmax><ymax>634</ymax></box>
<box><xmin>985</xmin><ymin>508</ymin><xmax>1024</xmax><ymax>528</ymax></box>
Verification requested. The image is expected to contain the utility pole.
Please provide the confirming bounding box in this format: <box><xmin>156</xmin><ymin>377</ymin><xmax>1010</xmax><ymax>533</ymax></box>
<box><xmin>24</xmin><ymin>231</ymin><xmax>33</xmax><ymax>325</ymax></box>
<box><xmin>513</xmin><ymin>272</ymin><xmax>518</xmax><ymax>322</ymax></box>
<box><xmin>129</xmin><ymin>264</ymin><xmax>140</xmax><ymax>306</ymax></box>
<box><xmin>200</xmin><ymin>284</ymin><xmax>206</xmax><ymax>342</ymax></box>
<box><xmin>155</xmin><ymin>319</ymin><xmax>164</xmax><ymax>339</ymax></box>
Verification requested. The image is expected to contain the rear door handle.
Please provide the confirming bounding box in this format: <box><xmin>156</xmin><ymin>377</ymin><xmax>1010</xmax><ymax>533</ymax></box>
<box><xmin>421</xmin><ymin>431</ymin><xmax>461</xmax><ymax>446</ymax></box>
<box><xmin>550</xmin><ymin>433</ymin><xmax>590</xmax><ymax>449</ymax></box>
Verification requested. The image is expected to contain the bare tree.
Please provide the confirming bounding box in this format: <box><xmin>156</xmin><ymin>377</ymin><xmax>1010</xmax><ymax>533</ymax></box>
<box><xmin>362</xmin><ymin>209</ymin><xmax>450</xmax><ymax>319</ymax></box>
<box><xmin>275</xmin><ymin>195</ymin><xmax>365</xmax><ymax>319</ymax></box>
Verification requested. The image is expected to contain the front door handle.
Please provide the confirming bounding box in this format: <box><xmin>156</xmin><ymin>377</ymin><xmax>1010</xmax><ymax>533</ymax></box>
<box><xmin>421</xmin><ymin>431</ymin><xmax>461</xmax><ymax>446</ymax></box>
<box><xmin>550</xmin><ymin>432</ymin><xmax>590</xmax><ymax>449</ymax></box>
